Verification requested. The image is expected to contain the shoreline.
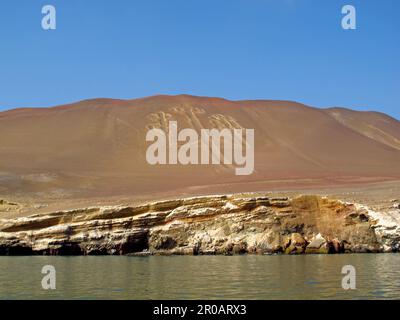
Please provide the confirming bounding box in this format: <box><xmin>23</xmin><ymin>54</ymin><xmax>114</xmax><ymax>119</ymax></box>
<box><xmin>1</xmin><ymin>193</ymin><xmax>399</xmax><ymax>256</ymax></box>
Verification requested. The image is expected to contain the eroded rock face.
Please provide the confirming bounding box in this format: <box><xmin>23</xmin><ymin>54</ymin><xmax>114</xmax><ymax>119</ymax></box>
<box><xmin>0</xmin><ymin>194</ymin><xmax>398</xmax><ymax>255</ymax></box>
<box><xmin>355</xmin><ymin>204</ymin><xmax>400</xmax><ymax>252</ymax></box>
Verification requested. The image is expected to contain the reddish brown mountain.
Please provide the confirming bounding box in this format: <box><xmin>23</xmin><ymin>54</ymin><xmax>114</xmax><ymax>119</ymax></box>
<box><xmin>1</xmin><ymin>95</ymin><xmax>400</xmax><ymax>199</ymax></box>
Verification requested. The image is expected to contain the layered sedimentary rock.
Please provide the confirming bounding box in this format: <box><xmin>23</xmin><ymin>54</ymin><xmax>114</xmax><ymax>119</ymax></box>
<box><xmin>0</xmin><ymin>194</ymin><xmax>399</xmax><ymax>255</ymax></box>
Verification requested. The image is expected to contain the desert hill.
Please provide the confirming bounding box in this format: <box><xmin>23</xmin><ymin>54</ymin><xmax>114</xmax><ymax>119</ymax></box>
<box><xmin>1</xmin><ymin>94</ymin><xmax>400</xmax><ymax>200</ymax></box>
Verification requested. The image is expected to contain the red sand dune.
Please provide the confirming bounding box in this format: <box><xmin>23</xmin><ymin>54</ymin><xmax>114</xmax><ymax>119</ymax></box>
<box><xmin>1</xmin><ymin>94</ymin><xmax>400</xmax><ymax>199</ymax></box>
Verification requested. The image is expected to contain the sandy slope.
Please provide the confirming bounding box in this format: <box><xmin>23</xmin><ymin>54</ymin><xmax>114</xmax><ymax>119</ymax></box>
<box><xmin>1</xmin><ymin>94</ymin><xmax>400</xmax><ymax>208</ymax></box>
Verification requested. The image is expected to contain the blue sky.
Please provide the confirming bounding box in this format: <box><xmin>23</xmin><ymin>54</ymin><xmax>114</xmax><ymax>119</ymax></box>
<box><xmin>0</xmin><ymin>0</ymin><xmax>399</xmax><ymax>119</ymax></box>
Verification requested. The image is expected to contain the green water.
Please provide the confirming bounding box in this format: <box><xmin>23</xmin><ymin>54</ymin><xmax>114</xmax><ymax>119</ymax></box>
<box><xmin>0</xmin><ymin>254</ymin><xmax>399</xmax><ymax>299</ymax></box>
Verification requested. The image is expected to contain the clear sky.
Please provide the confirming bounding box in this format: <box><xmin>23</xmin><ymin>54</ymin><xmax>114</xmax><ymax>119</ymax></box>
<box><xmin>0</xmin><ymin>0</ymin><xmax>399</xmax><ymax>119</ymax></box>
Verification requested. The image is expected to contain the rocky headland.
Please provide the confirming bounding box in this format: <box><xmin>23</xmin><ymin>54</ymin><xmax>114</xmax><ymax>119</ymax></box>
<box><xmin>0</xmin><ymin>194</ymin><xmax>399</xmax><ymax>255</ymax></box>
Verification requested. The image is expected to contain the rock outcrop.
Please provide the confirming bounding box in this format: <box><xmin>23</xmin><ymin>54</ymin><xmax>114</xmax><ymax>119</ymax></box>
<box><xmin>355</xmin><ymin>204</ymin><xmax>400</xmax><ymax>252</ymax></box>
<box><xmin>0</xmin><ymin>194</ymin><xmax>399</xmax><ymax>255</ymax></box>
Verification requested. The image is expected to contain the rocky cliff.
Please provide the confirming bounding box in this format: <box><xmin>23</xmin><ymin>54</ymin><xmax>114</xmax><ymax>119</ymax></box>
<box><xmin>0</xmin><ymin>194</ymin><xmax>399</xmax><ymax>255</ymax></box>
